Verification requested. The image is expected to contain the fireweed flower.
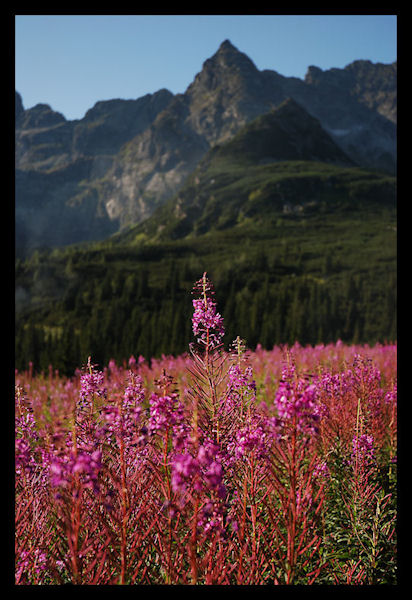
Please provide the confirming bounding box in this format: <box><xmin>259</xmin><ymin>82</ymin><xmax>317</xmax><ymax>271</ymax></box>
<box><xmin>203</xmin><ymin>456</ymin><xmax>225</xmax><ymax>495</ymax></box>
<box><xmin>15</xmin><ymin>390</ymin><xmax>39</xmax><ymax>475</ymax></box>
<box><xmin>385</xmin><ymin>383</ymin><xmax>397</xmax><ymax>405</ymax></box>
<box><xmin>50</xmin><ymin>449</ymin><xmax>102</xmax><ymax>494</ymax></box>
<box><xmin>317</xmin><ymin>366</ymin><xmax>361</xmax><ymax>403</ymax></box>
<box><xmin>15</xmin><ymin>548</ymin><xmax>48</xmax><ymax>583</ymax></box>
<box><xmin>15</xmin><ymin>412</ymin><xmax>38</xmax><ymax>444</ymax></box>
<box><xmin>197</xmin><ymin>499</ymin><xmax>227</xmax><ymax>538</ymax></box>
<box><xmin>171</xmin><ymin>452</ymin><xmax>201</xmax><ymax>494</ymax></box>
<box><xmin>233</xmin><ymin>421</ymin><xmax>268</xmax><ymax>459</ymax></box>
<box><xmin>191</xmin><ymin>272</ymin><xmax>224</xmax><ymax>349</ymax></box>
<box><xmin>15</xmin><ymin>550</ymin><xmax>30</xmax><ymax>581</ymax></box>
<box><xmin>274</xmin><ymin>363</ymin><xmax>320</xmax><ymax>434</ymax></box>
<box><xmin>352</xmin><ymin>355</ymin><xmax>384</xmax><ymax>418</ymax></box>
<box><xmin>313</xmin><ymin>459</ymin><xmax>330</xmax><ymax>481</ymax></box>
<box><xmin>172</xmin><ymin>420</ymin><xmax>192</xmax><ymax>451</ymax></box>
<box><xmin>222</xmin><ymin>338</ymin><xmax>257</xmax><ymax>417</ymax></box>
<box><xmin>313</xmin><ymin>401</ymin><xmax>329</xmax><ymax>420</ymax></box>
<box><xmin>50</xmin><ymin>455</ymin><xmax>71</xmax><ymax>489</ymax></box>
<box><xmin>352</xmin><ymin>355</ymin><xmax>383</xmax><ymax>392</ymax></box>
<box><xmin>79</xmin><ymin>358</ymin><xmax>106</xmax><ymax>407</ymax></box>
<box><xmin>15</xmin><ymin>392</ymin><xmax>38</xmax><ymax>440</ymax></box>
<box><xmin>171</xmin><ymin>439</ymin><xmax>226</xmax><ymax>499</ymax></box>
<box><xmin>15</xmin><ymin>437</ymin><xmax>36</xmax><ymax>474</ymax></box>
<box><xmin>351</xmin><ymin>433</ymin><xmax>375</xmax><ymax>469</ymax></box>
<box><xmin>101</xmin><ymin>372</ymin><xmax>146</xmax><ymax>445</ymax></box>
<box><xmin>228</xmin><ymin>364</ymin><xmax>256</xmax><ymax>395</ymax></box>
<box><xmin>33</xmin><ymin>550</ymin><xmax>48</xmax><ymax>577</ymax></box>
<box><xmin>224</xmin><ymin>363</ymin><xmax>257</xmax><ymax>412</ymax></box>
<box><xmin>124</xmin><ymin>372</ymin><xmax>145</xmax><ymax>407</ymax></box>
<box><xmin>226</xmin><ymin>410</ymin><xmax>271</xmax><ymax>461</ymax></box>
<box><xmin>148</xmin><ymin>391</ymin><xmax>185</xmax><ymax>435</ymax></box>
<box><xmin>72</xmin><ymin>449</ymin><xmax>102</xmax><ymax>493</ymax></box>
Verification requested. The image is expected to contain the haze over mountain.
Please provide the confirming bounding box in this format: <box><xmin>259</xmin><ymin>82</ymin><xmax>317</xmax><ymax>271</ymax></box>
<box><xmin>15</xmin><ymin>39</ymin><xmax>396</xmax><ymax>256</ymax></box>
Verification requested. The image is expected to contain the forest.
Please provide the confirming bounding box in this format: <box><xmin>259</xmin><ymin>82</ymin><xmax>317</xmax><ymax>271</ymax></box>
<box><xmin>15</xmin><ymin>202</ymin><xmax>396</xmax><ymax>376</ymax></box>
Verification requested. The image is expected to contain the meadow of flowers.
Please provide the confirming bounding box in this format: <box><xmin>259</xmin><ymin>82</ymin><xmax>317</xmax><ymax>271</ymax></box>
<box><xmin>15</xmin><ymin>273</ymin><xmax>397</xmax><ymax>585</ymax></box>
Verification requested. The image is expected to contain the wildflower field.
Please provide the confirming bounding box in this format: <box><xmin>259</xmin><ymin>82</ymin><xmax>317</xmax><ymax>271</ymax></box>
<box><xmin>15</xmin><ymin>273</ymin><xmax>397</xmax><ymax>585</ymax></box>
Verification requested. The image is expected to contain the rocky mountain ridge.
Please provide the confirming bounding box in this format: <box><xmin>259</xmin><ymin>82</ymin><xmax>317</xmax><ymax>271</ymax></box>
<box><xmin>117</xmin><ymin>97</ymin><xmax>393</xmax><ymax>246</ymax></box>
<box><xmin>15</xmin><ymin>39</ymin><xmax>397</xmax><ymax>255</ymax></box>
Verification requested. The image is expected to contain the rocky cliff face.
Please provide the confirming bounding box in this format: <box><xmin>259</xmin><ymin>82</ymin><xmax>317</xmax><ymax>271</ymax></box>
<box><xmin>296</xmin><ymin>60</ymin><xmax>397</xmax><ymax>172</ymax></box>
<box><xmin>15</xmin><ymin>89</ymin><xmax>175</xmax><ymax>254</ymax></box>
<box><xmin>15</xmin><ymin>40</ymin><xmax>396</xmax><ymax>255</ymax></box>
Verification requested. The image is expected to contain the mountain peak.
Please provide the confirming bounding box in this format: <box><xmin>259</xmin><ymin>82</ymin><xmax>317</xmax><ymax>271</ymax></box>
<box><xmin>211</xmin><ymin>97</ymin><xmax>354</xmax><ymax>166</ymax></box>
<box><xmin>17</xmin><ymin>101</ymin><xmax>67</xmax><ymax>129</ymax></box>
<box><xmin>216</xmin><ymin>38</ymin><xmax>240</xmax><ymax>53</ymax></box>
<box><xmin>186</xmin><ymin>39</ymin><xmax>259</xmax><ymax>99</ymax></box>
<box><xmin>211</xmin><ymin>39</ymin><xmax>258</xmax><ymax>71</ymax></box>
<box><xmin>274</xmin><ymin>96</ymin><xmax>307</xmax><ymax>114</ymax></box>
<box><xmin>201</xmin><ymin>39</ymin><xmax>257</xmax><ymax>76</ymax></box>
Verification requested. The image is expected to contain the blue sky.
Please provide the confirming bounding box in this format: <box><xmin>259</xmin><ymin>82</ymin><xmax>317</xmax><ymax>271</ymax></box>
<box><xmin>15</xmin><ymin>14</ymin><xmax>397</xmax><ymax>121</ymax></box>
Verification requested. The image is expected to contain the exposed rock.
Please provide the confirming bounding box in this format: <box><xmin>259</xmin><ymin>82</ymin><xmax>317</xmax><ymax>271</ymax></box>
<box><xmin>15</xmin><ymin>39</ymin><xmax>397</xmax><ymax>255</ymax></box>
<box><xmin>212</xmin><ymin>98</ymin><xmax>355</xmax><ymax>166</ymax></box>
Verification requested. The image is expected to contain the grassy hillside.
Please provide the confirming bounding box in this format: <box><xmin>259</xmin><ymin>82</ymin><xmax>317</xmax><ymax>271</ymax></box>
<box><xmin>119</xmin><ymin>158</ymin><xmax>394</xmax><ymax>242</ymax></box>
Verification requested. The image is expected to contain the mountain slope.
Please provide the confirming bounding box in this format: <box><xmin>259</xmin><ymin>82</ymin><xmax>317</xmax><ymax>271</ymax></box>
<box><xmin>204</xmin><ymin>98</ymin><xmax>355</xmax><ymax>166</ymax></box>
<box><xmin>114</xmin><ymin>99</ymin><xmax>393</xmax><ymax>245</ymax></box>
<box><xmin>15</xmin><ymin>89</ymin><xmax>175</xmax><ymax>254</ymax></box>
<box><xmin>15</xmin><ymin>40</ymin><xmax>396</xmax><ymax>256</ymax></box>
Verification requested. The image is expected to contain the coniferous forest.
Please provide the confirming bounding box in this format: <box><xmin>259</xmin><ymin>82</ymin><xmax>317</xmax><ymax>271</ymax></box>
<box><xmin>15</xmin><ymin>199</ymin><xmax>396</xmax><ymax>376</ymax></box>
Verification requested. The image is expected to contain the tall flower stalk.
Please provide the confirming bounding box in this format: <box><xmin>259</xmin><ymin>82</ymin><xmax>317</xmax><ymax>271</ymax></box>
<box><xmin>266</xmin><ymin>354</ymin><xmax>326</xmax><ymax>584</ymax></box>
<box><xmin>190</xmin><ymin>272</ymin><xmax>225</xmax><ymax>444</ymax></box>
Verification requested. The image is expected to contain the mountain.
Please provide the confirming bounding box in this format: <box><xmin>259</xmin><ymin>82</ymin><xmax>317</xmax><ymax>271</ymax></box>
<box><xmin>15</xmin><ymin>86</ymin><xmax>396</xmax><ymax>373</ymax></box>
<box><xmin>15</xmin><ymin>88</ymin><xmax>175</xmax><ymax>254</ymax></box>
<box><xmin>201</xmin><ymin>97</ymin><xmax>355</xmax><ymax>166</ymax></box>
<box><xmin>15</xmin><ymin>40</ymin><xmax>396</xmax><ymax>256</ymax></box>
<box><xmin>112</xmin><ymin>98</ymin><xmax>394</xmax><ymax>247</ymax></box>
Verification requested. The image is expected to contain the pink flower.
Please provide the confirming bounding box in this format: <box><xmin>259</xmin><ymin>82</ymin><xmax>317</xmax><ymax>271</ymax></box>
<box><xmin>274</xmin><ymin>364</ymin><xmax>319</xmax><ymax>434</ymax></box>
<box><xmin>313</xmin><ymin>459</ymin><xmax>330</xmax><ymax>481</ymax></box>
<box><xmin>148</xmin><ymin>391</ymin><xmax>184</xmax><ymax>434</ymax></box>
<box><xmin>385</xmin><ymin>383</ymin><xmax>397</xmax><ymax>405</ymax></box>
<box><xmin>191</xmin><ymin>273</ymin><xmax>225</xmax><ymax>349</ymax></box>
<box><xmin>171</xmin><ymin>452</ymin><xmax>200</xmax><ymax>494</ymax></box>
<box><xmin>232</xmin><ymin>418</ymin><xmax>268</xmax><ymax>459</ymax></box>
<box><xmin>50</xmin><ymin>449</ymin><xmax>102</xmax><ymax>494</ymax></box>
<box><xmin>15</xmin><ymin>437</ymin><xmax>36</xmax><ymax>473</ymax></box>
<box><xmin>351</xmin><ymin>433</ymin><xmax>375</xmax><ymax>468</ymax></box>
<box><xmin>171</xmin><ymin>439</ymin><xmax>226</xmax><ymax>498</ymax></box>
<box><xmin>79</xmin><ymin>358</ymin><xmax>106</xmax><ymax>406</ymax></box>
